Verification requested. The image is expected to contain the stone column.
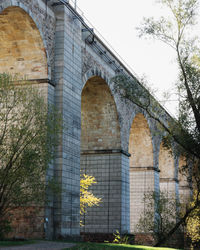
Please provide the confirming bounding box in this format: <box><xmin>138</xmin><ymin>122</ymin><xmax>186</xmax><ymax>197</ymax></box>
<box><xmin>130</xmin><ymin>167</ymin><xmax>157</xmax><ymax>233</ymax></box>
<box><xmin>81</xmin><ymin>150</ymin><xmax>130</xmax><ymax>234</ymax></box>
<box><xmin>179</xmin><ymin>184</ymin><xmax>191</xmax><ymax>205</ymax></box>
<box><xmin>178</xmin><ymin>157</ymin><xmax>192</xmax><ymax>205</ymax></box>
<box><xmin>52</xmin><ymin>2</ymin><xmax>82</xmax><ymax>238</ymax></box>
<box><xmin>160</xmin><ymin>178</ymin><xmax>178</xmax><ymax>196</ymax></box>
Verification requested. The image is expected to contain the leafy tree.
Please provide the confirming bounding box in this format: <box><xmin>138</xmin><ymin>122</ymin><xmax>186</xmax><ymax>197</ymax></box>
<box><xmin>137</xmin><ymin>0</ymin><xmax>200</xmax><ymax>157</ymax></box>
<box><xmin>186</xmin><ymin>190</ymin><xmax>200</xmax><ymax>247</ymax></box>
<box><xmin>137</xmin><ymin>191</ymin><xmax>180</xmax><ymax>244</ymax></box>
<box><xmin>112</xmin><ymin>0</ymin><xmax>200</xmax><ymax>246</ymax></box>
<box><xmin>80</xmin><ymin>174</ymin><xmax>101</xmax><ymax>225</ymax></box>
<box><xmin>0</xmin><ymin>74</ymin><xmax>61</xmax><ymax>238</ymax></box>
<box><xmin>136</xmin><ymin>0</ymin><xmax>200</xmax><ymax>245</ymax></box>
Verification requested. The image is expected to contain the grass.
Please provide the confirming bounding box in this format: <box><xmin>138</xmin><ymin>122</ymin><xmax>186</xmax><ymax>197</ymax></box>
<box><xmin>68</xmin><ymin>242</ymin><xmax>181</xmax><ymax>250</ymax></box>
<box><xmin>0</xmin><ymin>240</ymin><xmax>36</xmax><ymax>247</ymax></box>
<box><xmin>0</xmin><ymin>240</ymin><xmax>181</xmax><ymax>249</ymax></box>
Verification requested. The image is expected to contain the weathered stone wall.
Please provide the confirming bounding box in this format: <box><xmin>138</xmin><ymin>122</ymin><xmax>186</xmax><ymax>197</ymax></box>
<box><xmin>81</xmin><ymin>152</ymin><xmax>129</xmax><ymax>234</ymax></box>
<box><xmin>80</xmin><ymin>73</ymin><xmax>129</xmax><ymax>234</ymax></box>
<box><xmin>8</xmin><ymin>207</ymin><xmax>45</xmax><ymax>239</ymax></box>
<box><xmin>179</xmin><ymin>157</ymin><xmax>192</xmax><ymax>205</ymax></box>
<box><xmin>159</xmin><ymin>141</ymin><xmax>177</xmax><ymax>195</ymax></box>
<box><xmin>159</xmin><ymin>142</ymin><xmax>175</xmax><ymax>179</ymax></box>
<box><xmin>129</xmin><ymin>113</ymin><xmax>153</xmax><ymax>168</ymax></box>
<box><xmin>130</xmin><ymin>169</ymin><xmax>155</xmax><ymax>233</ymax></box>
<box><xmin>53</xmin><ymin>3</ymin><xmax>82</xmax><ymax>238</ymax></box>
<box><xmin>129</xmin><ymin>113</ymin><xmax>154</xmax><ymax>233</ymax></box>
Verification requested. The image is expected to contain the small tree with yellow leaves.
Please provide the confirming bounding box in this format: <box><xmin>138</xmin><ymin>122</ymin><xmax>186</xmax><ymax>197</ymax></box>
<box><xmin>80</xmin><ymin>174</ymin><xmax>101</xmax><ymax>225</ymax></box>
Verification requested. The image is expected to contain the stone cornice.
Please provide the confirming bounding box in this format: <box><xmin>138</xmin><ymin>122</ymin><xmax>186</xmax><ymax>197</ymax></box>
<box><xmin>130</xmin><ymin>166</ymin><xmax>160</xmax><ymax>172</ymax></box>
<box><xmin>81</xmin><ymin>149</ymin><xmax>131</xmax><ymax>157</ymax></box>
<box><xmin>160</xmin><ymin>177</ymin><xmax>179</xmax><ymax>183</ymax></box>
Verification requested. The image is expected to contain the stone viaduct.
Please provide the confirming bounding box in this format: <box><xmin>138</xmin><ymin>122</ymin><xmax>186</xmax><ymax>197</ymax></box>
<box><xmin>0</xmin><ymin>0</ymin><xmax>191</xmax><ymax>240</ymax></box>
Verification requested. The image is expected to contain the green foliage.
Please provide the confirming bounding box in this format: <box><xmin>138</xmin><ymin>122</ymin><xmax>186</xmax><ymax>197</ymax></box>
<box><xmin>0</xmin><ymin>73</ymin><xmax>61</xmax><ymax>237</ymax></box>
<box><xmin>113</xmin><ymin>230</ymin><xmax>134</xmax><ymax>245</ymax></box>
<box><xmin>137</xmin><ymin>0</ymin><xmax>200</xmax><ymax>157</ymax></box>
<box><xmin>0</xmin><ymin>219</ymin><xmax>12</xmax><ymax>240</ymax></box>
<box><xmin>112</xmin><ymin>75</ymin><xmax>157</xmax><ymax>112</ymax></box>
<box><xmin>135</xmin><ymin>0</ymin><xmax>200</xmax><ymax>246</ymax></box>
<box><xmin>111</xmin><ymin>73</ymin><xmax>177</xmax><ymax>134</ymax></box>
<box><xmin>112</xmin><ymin>0</ymin><xmax>200</xmax><ymax>238</ymax></box>
<box><xmin>80</xmin><ymin>174</ymin><xmax>101</xmax><ymax>225</ymax></box>
<box><xmin>137</xmin><ymin>191</ymin><xmax>179</xmax><ymax>243</ymax></box>
<box><xmin>186</xmin><ymin>190</ymin><xmax>200</xmax><ymax>246</ymax></box>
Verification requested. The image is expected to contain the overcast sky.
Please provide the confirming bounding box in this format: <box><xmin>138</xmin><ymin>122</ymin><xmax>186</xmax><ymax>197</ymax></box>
<box><xmin>72</xmin><ymin>0</ymin><xmax>185</xmax><ymax>116</ymax></box>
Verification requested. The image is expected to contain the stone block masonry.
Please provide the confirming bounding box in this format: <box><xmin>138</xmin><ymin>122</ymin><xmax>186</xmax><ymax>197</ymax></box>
<box><xmin>130</xmin><ymin>168</ymin><xmax>155</xmax><ymax>233</ymax></box>
<box><xmin>81</xmin><ymin>151</ymin><xmax>129</xmax><ymax>234</ymax></box>
<box><xmin>53</xmin><ymin>3</ymin><xmax>82</xmax><ymax>237</ymax></box>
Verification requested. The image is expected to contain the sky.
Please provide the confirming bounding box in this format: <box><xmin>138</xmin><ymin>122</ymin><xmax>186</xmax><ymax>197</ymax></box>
<box><xmin>72</xmin><ymin>0</ymin><xmax>183</xmax><ymax>116</ymax></box>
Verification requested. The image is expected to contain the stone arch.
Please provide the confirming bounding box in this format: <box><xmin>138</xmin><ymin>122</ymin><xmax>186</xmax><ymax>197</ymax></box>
<box><xmin>0</xmin><ymin>5</ymin><xmax>49</xmax><ymax>79</ymax></box>
<box><xmin>82</xmin><ymin>67</ymin><xmax>110</xmax><ymax>89</ymax></box>
<box><xmin>129</xmin><ymin>113</ymin><xmax>154</xmax><ymax>233</ymax></box>
<box><xmin>81</xmin><ymin>75</ymin><xmax>124</xmax><ymax>233</ymax></box>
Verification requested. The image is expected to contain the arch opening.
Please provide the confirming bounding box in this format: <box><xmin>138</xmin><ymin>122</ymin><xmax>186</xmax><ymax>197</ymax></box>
<box><xmin>129</xmin><ymin>113</ymin><xmax>154</xmax><ymax>233</ymax></box>
<box><xmin>0</xmin><ymin>6</ymin><xmax>47</xmax><ymax>79</ymax></box>
<box><xmin>81</xmin><ymin>76</ymin><xmax>121</xmax><ymax>151</ymax></box>
<box><xmin>129</xmin><ymin>113</ymin><xmax>153</xmax><ymax>168</ymax></box>
<box><xmin>81</xmin><ymin>76</ymin><xmax>122</xmax><ymax>233</ymax></box>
